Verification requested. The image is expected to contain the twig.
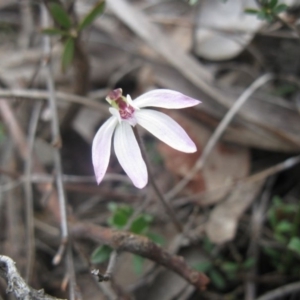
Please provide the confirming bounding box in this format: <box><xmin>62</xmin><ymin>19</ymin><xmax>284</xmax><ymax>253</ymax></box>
<box><xmin>41</xmin><ymin>4</ymin><xmax>76</xmax><ymax>299</ymax></box>
<box><xmin>245</xmin><ymin>177</ymin><xmax>276</xmax><ymax>300</ymax></box>
<box><xmin>174</xmin><ymin>154</ymin><xmax>300</xmax><ymax>206</ymax></box>
<box><xmin>0</xmin><ymin>255</ymin><xmax>64</xmax><ymax>300</ymax></box>
<box><xmin>19</xmin><ymin>0</ymin><xmax>34</xmax><ymax>49</ymax></box>
<box><xmin>0</xmin><ymin>88</ymin><xmax>109</xmax><ymax>112</ymax></box>
<box><xmin>60</xmin><ymin>4</ymin><xmax>90</xmax><ymax>131</ymax></box>
<box><xmin>71</xmin><ymin>222</ymin><xmax>210</xmax><ymax>291</ymax></box>
<box><xmin>99</xmin><ymin>194</ymin><xmax>153</xmax><ymax>281</ymax></box>
<box><xmin>41</xmin><ymin>1</ymin><xmax>68</xmax><ymax>263</ymax></box>
<box><xmin>165</xmin><ymin>73</ymin><xmax>274</xmax><ymax>200</ymax></box>
<box><xmin>24</xmin><ymin>103</ymin><xmax>42</xmax><ymax>283</ymax></box>
<box><xmin>0</xmin><ymin>172</ymin><xmax>130</xmax><ymax>184</ymax></box>
<box><xmin>133</xmin><ymin>126</ymin><xmax>183</xmax><ymax>233</ymax></box>
<box><xmin>256</xmin><ymin>281</ymin><xmax>300</xmax><ymax>300</ymax></box>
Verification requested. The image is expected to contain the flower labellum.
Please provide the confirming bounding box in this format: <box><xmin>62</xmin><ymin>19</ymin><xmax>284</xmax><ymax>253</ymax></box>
<box><xmin>92</xmin><ymin>89</ymin><xmax>201</xmax><ymax>189</ymax></box>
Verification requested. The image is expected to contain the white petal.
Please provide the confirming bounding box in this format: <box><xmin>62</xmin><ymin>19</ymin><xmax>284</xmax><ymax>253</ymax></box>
<box><xmin>114</xmin><ymin>122</ymin><xmax>148</xmax><ymax>188</ymax></box>
<box><xmin>109</xmin><ymin>107</ymin><xmax>121</xmax><ymax>123</ymax></box>
<box><xmin>135</xmin><ymin>109</ymin><xmax>197</xmax><ymax>153</ymax></box>
<box><xmin>126</xmin><ymin>94</ymin><xmax>140</xmax><ymax>110</ymax></box>
<box><xmin>133</xmin><ymin>89</ymin><xmax>201</xmax><ymax>109</ymax></box>
<box><xmin>92</xmin><ymin>116</ymin><xmax>118</xmax><ymax>184</ymax></box>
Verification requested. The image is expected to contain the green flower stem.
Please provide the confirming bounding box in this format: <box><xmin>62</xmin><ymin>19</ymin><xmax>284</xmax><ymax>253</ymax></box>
<box><xmin>133</xmin><ymin>127</ymin><xmax>183</xmax><ymax>233</ymax></box>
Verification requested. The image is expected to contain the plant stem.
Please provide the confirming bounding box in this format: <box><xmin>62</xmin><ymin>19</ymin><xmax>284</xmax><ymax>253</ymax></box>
<box><xmin>133</xmin><ymin>127</ymin><xmax>183</xmax><ymax>233</ymax></box>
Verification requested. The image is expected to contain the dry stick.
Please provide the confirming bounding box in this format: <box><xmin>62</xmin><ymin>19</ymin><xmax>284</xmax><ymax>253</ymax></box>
<box><xmin>175</xmin><ymin>154</ymin><xmax>300</xmax><ymax>206</ymax></box>
<box><xmin>0</xmin><ymin>255</ymin><xmax>65</xmax><ymax>300</ymax></box>
<box><xmin>60</xmin><ymin>6</ymin><xmax>90</xmax><ymax>131</ymax></box>
<box><xmin>0</xmin><ymin>173</ymin><xmax>131</xmax><ymax>184</ymax></box>
<box><xmin>245</xmin><ymin>177</ymin><xmax>275</xmax><ymax>300</ymax></box>
<box><xmin>0</xmin><ymin>88</ymin><xmax>109</xmax><ymax>112</ymax></box>
<box><xmin>19</xmin><ymin>0</ymin><xmax>34</xmax><ymax>49</ymax></box>
<box><xmin>41</xmin><ymin>3</ymin><xmax>68</xmax><ymax>262</ymax></box>
<box><xmin>165</xmin><ymin>73</ymin><xmax>274</xmax><ymax>200</ymax></box>
<box><xmin>41</xmin><ymin>4</ymin><xmax>76</xmax><ymax>299</ymax></box>
<box><xmin>100</xmin><ymin>194</ymin><xmax>153</xmax><ymax>281</ymax></box>
<box><xmin>255</xmin><ymin>281</ymin><xmax>300</xmax><ymax>300</ymax></box>
<box><xmin>71</xmin><ymin>222</ymin><xmax>209</xmax><ymax>291</ymax></box>
<box><xmin>24</xmin><ymin>102</ymin><xmax>42</xmax><ymax>283</ymax></box>
<box><xmin>133</xmin><ymin>126</ymin><xmax>183</xmax><ymax>233</ymax></box>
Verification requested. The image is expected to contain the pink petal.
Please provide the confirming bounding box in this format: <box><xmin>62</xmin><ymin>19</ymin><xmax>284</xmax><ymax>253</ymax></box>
<box><xmin>133</xmin><ymin>89</ymin><xmax>201</xmax><ymax>109</ymax></box>
<box><xmin>135</xmin><ymin>109</ymin><xmax>197</xmax><ymax>153</ymax></box>
<box><xmin>92</xmin><ymin>116</ymin><xmax>118</xmax><ymax>184</ymax></box>
<box><xmin>114</xmin><ymin>122</ymin><xmax>148</xmax><ymax>188</ymax></box>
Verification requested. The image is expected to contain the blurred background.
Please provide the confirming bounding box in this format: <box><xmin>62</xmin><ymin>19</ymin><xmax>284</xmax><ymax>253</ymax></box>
<box><xmin>1</xmin><ymin>0</ymin><xmax>300</xmax><ymax>299</ymax></box>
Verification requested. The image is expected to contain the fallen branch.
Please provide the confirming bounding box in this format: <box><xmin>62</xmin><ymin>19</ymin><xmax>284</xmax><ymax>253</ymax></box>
<box><xmin>71</xmin><ymin>222</ymin><xmax>210</xmax><ymax>291</ymax></box>
<box><xmin>0</xmin><ymin>255</ymin><xmax>64</xmax><ymax>300</ymax></box>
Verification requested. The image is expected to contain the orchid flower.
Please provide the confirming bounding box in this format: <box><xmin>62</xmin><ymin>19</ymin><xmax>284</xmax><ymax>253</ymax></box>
<box><xmin>92</xmin><ymin>88</ymin><xmax>200</xmax><ymax>189</ymax></box>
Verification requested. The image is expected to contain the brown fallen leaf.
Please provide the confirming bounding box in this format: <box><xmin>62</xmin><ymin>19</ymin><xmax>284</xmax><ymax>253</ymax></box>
<box><xmin>157</xmin><ymin>111</ymin><xmax>250</xmax><ymax>201</ymax></box>
<box><xmin>205</xmin><ymin>181</ymin><xmax>264</xmax><ymax>244</ymax></box>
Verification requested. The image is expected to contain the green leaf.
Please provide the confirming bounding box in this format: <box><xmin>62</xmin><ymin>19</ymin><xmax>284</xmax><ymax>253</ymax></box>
<box><xmin>49</xmin><ymin>2</ymin><xmax>72</xmax><ymax>29</ymax></box>
<box><xmin>209</xmin><ymin>269</ymin><xmax>226</xmax><ymax>290</ymax></box>
<box><xmin>0</xmin><ymin>123</ymin><xmax>6</xmax><ymax>144</ymax></box>
<box><xmin>269</xmin><ymin>0</ymin><xmax>278</xmax><ymax>9</ymax></box>
<box><xmin>275</xmin><ymin>220</ymin><xmax>293</xmax><ymax>234</ymax></box>
<box><xmin>273</xmin><ymin>4</ymin><xmax>288</xmax><ymax>14</ymax></box>
<box><xmin>107</xmin><ymin>202</ymin><xmax>118</xmax><ymax>212</ymax></box>
<box><xmin>133</xmin><ymin>255</ymin><xmax>144</xmax><ymax>275</ymax></box>
<box><xmin>257</xmin><ymin>10</ymin><xmax>268</xmax><ymax>20</ymax></box>
<box><xmin>78</xmin><ymin>1</ymin><xmax>105</xmax><ymax>31</ymax></box>
<box><xmin>273</xmin><ymin>195</ymin><xmax>282</xmax><ymax>206</ymax></box>
<box><xmin>243</xmin><ymin>258</ymin><xmax>256</xmax><ymax>269</ymax></box>
<box><xmin>146</xmin><ymin>232</ymin><xmax>165</xmax><ymax>245</ymax></box>
<box><xmin>194</xmin><ymin>261</ymin><xmax>212</xmax><ymax>273</ymax></box>
<box><xmin>244</xmin><ymin>8</ymin><xmax>259</xmax><ymax>14</ymax></box>
<box><xmin>288</xmin><ymin>237</ymin><xmax>300</xmax><ymax>255</ymax></box>
<box><xmin>108</xmin><ymin>205</ymin><xmax>133</xmax><ymax>228</ymax></box>
<box><xmin>221</xmin><ymin>262</ymin><xmax>239</xmax><ymax>273</ymax></box>
<box><xmin>203</xmin><ymin>237</ymin><xmax>214</xmax><ymax>252</ymax></box>
<box><xmin>61</xmin><ymin>37</ymin><xmax>74</xmax><ymax>72</ymax></box>
<box><xmin>263</xmin><ymin>247</ymin><xmax>280</xmax><ymax>259</ymax></box>
<box><xmin>91</xmin><ymin>245</ymin><xmax>112</xmax><ymax>264</ymax></box>
<box><xmin>130</xmin><ymin>214</ymin><xmax>152</xmax><ymax>234</ymax></box>
<box><xmin>42</xmin><ymin>27</ymin><xmax>68</xmax><ymax>36</ymax></box>
<box><xmin>274</xmin><ymin>233</ymin><xmax>288</xmax><ymax>244</ymax></box>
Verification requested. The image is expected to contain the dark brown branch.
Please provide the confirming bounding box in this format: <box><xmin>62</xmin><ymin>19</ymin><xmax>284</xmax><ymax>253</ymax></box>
<box><xmin>71</xmin><ymin>222</ymin><xmax>210</xmax><ymax>291</ymax></box>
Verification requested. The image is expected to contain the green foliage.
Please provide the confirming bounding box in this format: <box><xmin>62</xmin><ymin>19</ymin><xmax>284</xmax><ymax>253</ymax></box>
<box><xmin>0</xmin><ymin>123</ymin><xmax>6</xmax><ymax>144</ymax></box>
<box><xmin>91</xmin><ymin>245</ymin><xmax>113</xmax><ymax>264</ymax></box>
<box><xmin>42</xmin><ymin>28</ymin><xmax>68</xmax><ymax>36</ymax></box>
<box><xmin>263</xmin><ymin>196</ymin><xmax>300</xmax><ymax>274</ymax></box>
<box><xmin>61</xmin><ymin>37</ymin><xmax>75</xmax><ymax>72</ymax></box>
<box><xmin>91</xmin><ymin>203</ymin><xmax>164</xmax><ymax>273</ymax></box>
<box><xmin>146</xmin><ymin>232</ymin><xmax>165</xmax><ymax>245</ymax></box>
<box><xmin>43</xmin><ymin>1</ymin><xmax>106</xmax><ymax>72</ymax></box>
<box><xmin>194</xmin><ymin>261</ymin><xmax>212</xmax><ymax>273</ymax></box>
<box><xmin>245</xmin><ymin>0</ymin><xmax>288</xmax><ymax>22</ymax></box>
<box><xmin>133</xmin><ymin>255</ymin><xmax>144</xmax><ymax>275</ymax></box>
<box><xmin>210</xmin><ymin>269</ymin><xmax>226</xmax><ymax>290</ymax></box>
<box><xmin>194</xmin><ymin>238</ymin><xmax>258</xmax><ymax>291</ymax></box>
<box><xmin>78</xmin><ymin>1</ymin><xmax>106</xmax><ymax>31</ymax></box>
<box><xmin>48</xmin><ymin>2</ymin><xmax>72</xmax><ymax>29</ymax></box>
<box><xmin>243</xmin><ymin>257</ymin><xmax>256</xmax><ymax>269</ymax></box>
<box><xmin>288</xmin><ymin>237</ymin><xmax>300</xmax><ymax>255</ymax></box>
<box><xmin>108</xmin><ymin>203</ymin><xmax>134</xmax><ymax>228</ymax></box>
<box><xmin>130</xmin><ymin>214</ymin><xmax>153</xmax><ymax>234</ymax></box>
